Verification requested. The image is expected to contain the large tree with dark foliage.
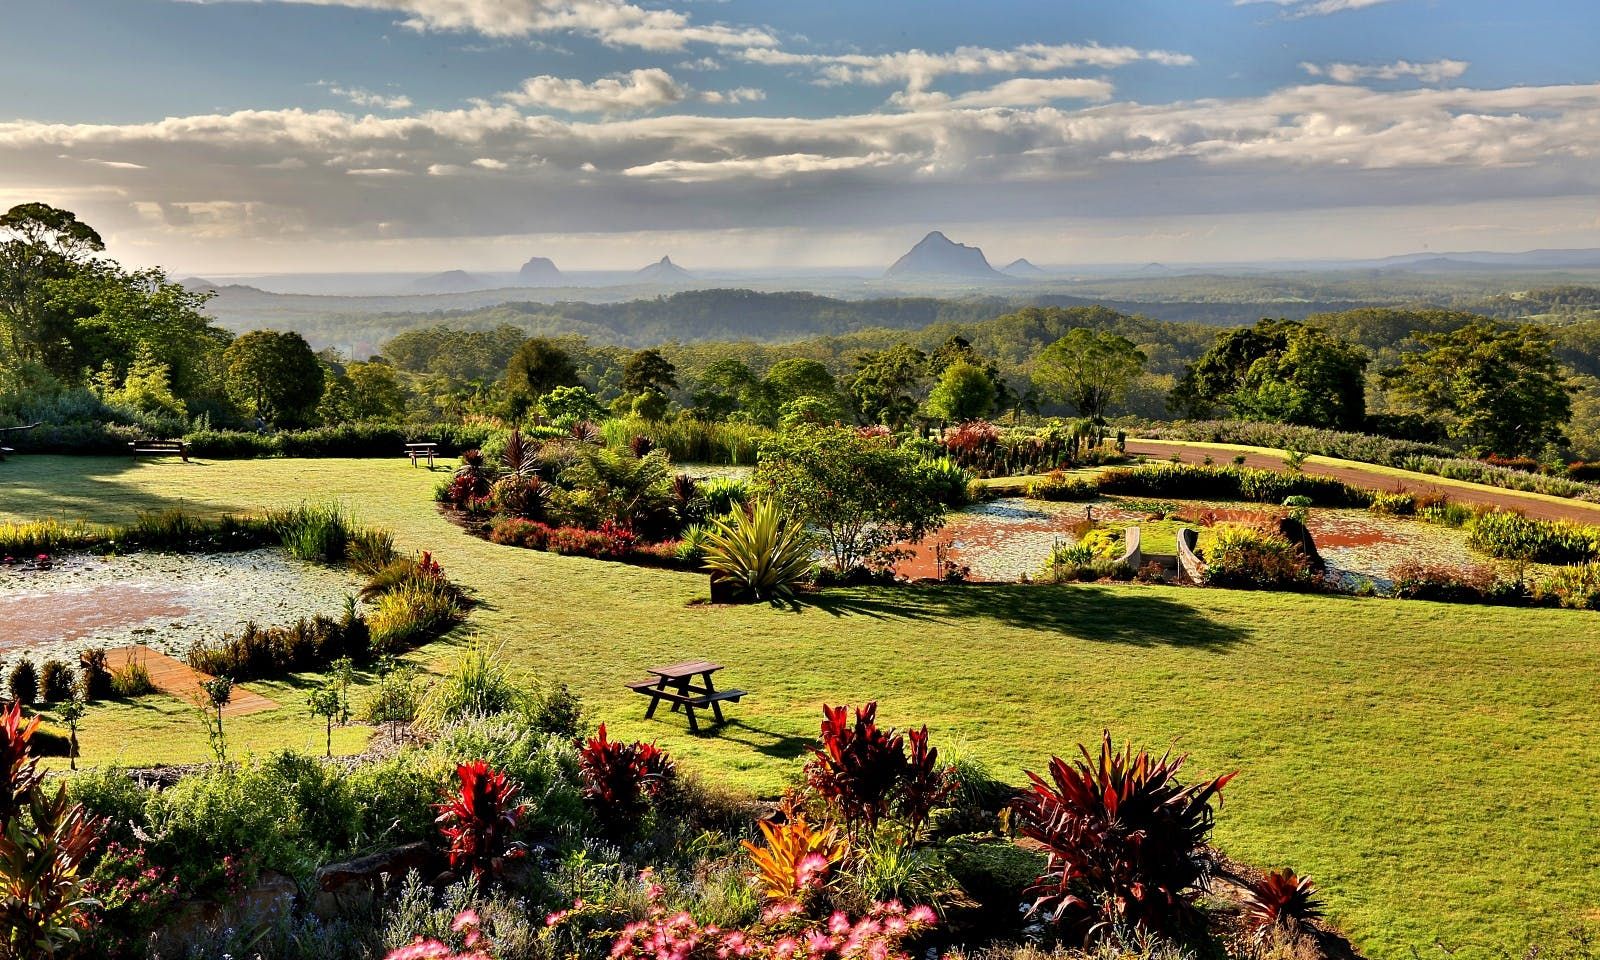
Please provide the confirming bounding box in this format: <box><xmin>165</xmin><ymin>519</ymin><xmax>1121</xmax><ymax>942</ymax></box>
<box><xmin>1382</xmin><ymin>321</ymin><xmax>1573</xmax><ymax>456</ymax></box>
<box><xmin>505</xmin><ymin>337</ymin><xmax>580</xmax><ymax>415</ymax></box>
<box><xmin>0</xmin><ymin>203</ymin><xmax>105</xmax><ymax>378</ymax></box>
<box><xmin>847</xmin><ymin>343</ymin><xmax>927</xmax><ymax>429</ymax></box>
<box><xmin>222</xmin><ymin>330</ymin><xmax>325</xmax><ymax>426</ymax></box>
<box><xmin>1170</xmin><ymin>319</ymin><xmax>1368</xmax><ymax>430</ymax></box>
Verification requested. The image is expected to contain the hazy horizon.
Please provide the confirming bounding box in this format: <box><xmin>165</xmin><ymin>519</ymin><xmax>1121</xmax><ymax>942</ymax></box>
<box><xmin>6</xmin><ymin>0</ymin><xmax>1600</xmax><ymax>274</ymax></box>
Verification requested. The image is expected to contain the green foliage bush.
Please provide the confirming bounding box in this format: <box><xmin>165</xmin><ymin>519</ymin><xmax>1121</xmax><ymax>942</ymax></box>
<box><xmin>1024</xmin><ymin>470</ymin><xmax>1099</xmax><ymax>501</ymax></box>
<box><xmin>1200</xmin><ymin>525</ymin><xmax>1315</xmax><ymax>589</ymax></box>
<box><xmin>1532</xmin><ymin>563</ymin><xmax>1600</xmax><ymax>610</ymax></box>
<box><xmin>602</xmin><ymin>416</ymin><xmax>771</xmax><ymax>465</ymax></box>
<box><xmin>1467</xmin><ymin>511</ymin><xmax>1600</xmax><ymax>564</ymax></box>
<box><xmin>1098</xmin><ymin>462</ymin><xmax>1369</xmax><ymax>506</ymax></box>
<box><xmin>1142</xmin><ymin>420</ymin><xmax>1451</xmax><ymax>465</ymax></box>
<box><xmin>1404</xmin><ymin>455</ymin><xmax>1600</xmax><ymax>504</ymax></box>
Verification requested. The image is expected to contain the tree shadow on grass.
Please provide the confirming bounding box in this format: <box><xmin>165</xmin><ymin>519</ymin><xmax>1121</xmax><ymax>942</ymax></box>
<box><xmin>805</xmin><ymin>584</ymin><xmax>1246</xmax><ymax>651</ymax></box>
<box><xmin>0</xmin><ymin>455</ymin><xmax>241</xmax><ymax>524</ymax></box>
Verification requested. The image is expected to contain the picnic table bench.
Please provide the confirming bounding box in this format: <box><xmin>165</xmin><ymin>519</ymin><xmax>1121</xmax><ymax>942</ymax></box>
<box><xmin>0</xmin><ymin>422</ymin><xmax>39</xmax><ymax>461</ymax></box>
<box><xmin>626</xmin><ymin>660</ymin><xmax>747</xmax><ymax>733</ymax></box>
<box><xmin>128</xmin><ymin>439</ymin><xmax>189</xmax><ymax>462</ymax></box>
<box><xmin>406</xmin><ymin>442</ymin><xmax>438</xmax><ymax>468</ymax></box>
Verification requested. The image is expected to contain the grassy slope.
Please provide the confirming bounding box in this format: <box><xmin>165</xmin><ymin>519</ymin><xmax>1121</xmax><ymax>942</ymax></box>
<box><xmin>4</xmin><ymin>456</ymin><xmax>1599</xmax><ymax>958</ymax></box>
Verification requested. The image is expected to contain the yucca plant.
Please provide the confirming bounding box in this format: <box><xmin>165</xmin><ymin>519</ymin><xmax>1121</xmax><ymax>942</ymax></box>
<box><xmin>1241</xmin><ymin>868</ymin><xmax>1324</xmax><ymax>937</ymax></box>
<box><xmin>701</xmin><ymin>497</ymin><xmax>816</xmax><ymax>605</ymax></box>
<box><xmin>742</xmin><ymin>800</ymin><xmax>845</xmax><ymax>903</ymax></box>
<box><xmin>1010</xmin><ymin>731</ymin><xmax>1236</xmax><ymax>938</ymax></box>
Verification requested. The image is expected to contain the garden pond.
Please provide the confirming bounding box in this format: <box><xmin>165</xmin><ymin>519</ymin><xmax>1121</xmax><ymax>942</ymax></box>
<box><xmin>0</xmin><ymin>549</ymin><xmax>364</xmax><ymax>667</ymax></box>
<box><xmin>897</xmin><ymin>496</ymin><xmax>1481</xmax><ymax>588</ymax></box>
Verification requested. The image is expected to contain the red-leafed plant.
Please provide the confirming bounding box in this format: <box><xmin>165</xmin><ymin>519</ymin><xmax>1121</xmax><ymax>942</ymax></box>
<box><xmin>435</xmin><ymin>760</ymin><xmax>527</xmax><ymax>883</ymax></box>
<box><xmin>578</xmin><ymin>724</ymin><xmax>674</xmax><ymax>835</ymax></box>
<box><xmin>0</xmin><ymin>701</ymin><xmax>103</xmax><ymax>956</ymax></box>
<box><xmin>805</xmin><ymin>703</ymin><xmax>955</xmax><ymax>835</ymax></box>
<box><xmin>807</xmin><ymin>703</ymin><xmax>906</xmax><ymax>830</ymax></box>
<box><xmin>0</xmin><ymin>703</ymin><xmax>42</xmax><ymax>830</ymax></box>
<box><xmin>1241</xmin><ymin>869</ymin><xmax>1324</xmax><ymax>937</ymax></box>
<box><xmin>1009</xmin><ymin>731</ymin><xmax>1236</xmax><ymax>938</ymax></box>
<box><xmin>897</xmin><ymin>727</ymin><xmax>956</xmax><ymax>832</ymax></box>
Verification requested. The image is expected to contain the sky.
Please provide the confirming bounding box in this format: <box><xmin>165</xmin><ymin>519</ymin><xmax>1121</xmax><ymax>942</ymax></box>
<box><xmin>3</xmin><ymin>0</ymin><xmax>1599</xmax><ymax>273</ymax></box>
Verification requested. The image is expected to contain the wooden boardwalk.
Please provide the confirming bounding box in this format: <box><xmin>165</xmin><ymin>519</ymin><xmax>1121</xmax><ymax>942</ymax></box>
<box><xmin>104</xmin><ymin>646</ymin><xmax>278</xmax><ymax>717</ymax></box>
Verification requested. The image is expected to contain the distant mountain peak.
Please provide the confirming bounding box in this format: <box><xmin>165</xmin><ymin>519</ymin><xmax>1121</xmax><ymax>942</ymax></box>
<box><xmin>411</xmin><ymin>269</ymin><xmax>488</xmax><ymax>292</ymax></box>
<box><xmin>1001</xmin><ymin>258</ymin><xmax>1047</xmax><ymax>277</ymax></box>
<box><xmin>886</xmin><ymin>231</ymin><xmax>1002</xmax><ymax>279</ymax></box>
<box><xmin>635</xmin><ymin>256</ymin><xmax>693</xmax><ymax>281</ymax></box>
<box><xmin>518</xmin><ymin>256</ymin><xmax>564</xmax><ymax>285</ymax></box>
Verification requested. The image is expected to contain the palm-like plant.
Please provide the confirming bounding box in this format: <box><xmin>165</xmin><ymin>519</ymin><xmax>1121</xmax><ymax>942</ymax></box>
<box><xmin>499</xmin><ymin>427</ymin><xmax>539</xmax><ymax>478</ymax></box>
<box><xmin>701</xmin><ymin>498</ymin><xmax>816</xmax><ymax>605</ymax></box>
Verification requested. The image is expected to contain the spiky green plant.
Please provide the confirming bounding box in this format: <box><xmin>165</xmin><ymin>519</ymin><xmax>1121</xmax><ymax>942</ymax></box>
<box><xmin>701</xmin><ymin>497</ymin><xmax>816</xmax><ymax>605</ymax></box>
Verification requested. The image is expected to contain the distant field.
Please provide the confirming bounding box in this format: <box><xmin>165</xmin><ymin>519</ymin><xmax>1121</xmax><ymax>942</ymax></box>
<box><xmin>3</xmin><ymin>455</ymin><xmax>1598</xmax><ymax>959</ymax></box>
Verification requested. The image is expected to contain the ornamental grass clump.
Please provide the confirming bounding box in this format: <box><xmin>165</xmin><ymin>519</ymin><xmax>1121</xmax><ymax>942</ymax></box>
<box><xmin>1467</xmin><ymin>510</ymin><xmax>1600</xmax><ymax>565</ymax></box>
<box><xmin>270</xmin><ymin>503</ymin><xmax>352</xmax><ymax>564</ymax></box>
<box><xmin>1009</xmin><ymin>731</ymin><xmax>1235</xmax><ymax>939</ymax></box>
<box><xmin>702</xmin><ymin>498</ymin><xmax>817</xmax><ymax>605</ymax></box>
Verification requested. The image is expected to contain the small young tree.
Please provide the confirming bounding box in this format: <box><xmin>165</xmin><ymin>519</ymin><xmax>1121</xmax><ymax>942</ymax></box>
<box><xmin>199</xmin><ymin>676</ymin><xmax>234</xmax><ymax>765</ymax></box>
<box><xmin>57</xmin><ymin>699</ymin><xmax>85</xmax><ymax>772</ymax></box>
<box><xmin>307</xmin><ymin>683</ymin><xmax>347</xmax><ymax>758</ymax></box>
<box><xmin>755</xmin><ymin>424</ymin><xmax>948</xmax><ymax>572</ymax></box>
<box><xmin>363</xmin><ymin>662</ymin><xmax>423</xmax><ymax>743</ymax></box>
<box><xmin>1032</xmin><ymin>328</ymin><xmax>1147</xmax><ymax>424</ymax></box>
<box><xmin>924</xmin><ymin>360</ymin><xmax>997</xmax><ymax>424</ymax></box>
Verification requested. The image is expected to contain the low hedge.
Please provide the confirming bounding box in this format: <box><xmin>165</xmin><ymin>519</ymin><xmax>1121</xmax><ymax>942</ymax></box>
<box><xmin>1138</xmin><ymin>420</ymin><xmax>1451</xmax><ymax>466</ymax></box>
<box><xmin>1097</xmin><ymin>462</ymin><xmax>1372</xmax><ymax>507</ymax></box>
<box><xmin>11</xmin><ymin>421</ymin><xmax>494</xmax><ymax>459</ymax></box>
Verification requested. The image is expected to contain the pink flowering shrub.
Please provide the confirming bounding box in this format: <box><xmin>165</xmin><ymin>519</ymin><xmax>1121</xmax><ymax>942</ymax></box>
<box><xmin>386</xmin><ymin>908</ymin><xmax>494</xmax><ymax>960</ymax></box>
<box><xmin>605</xmin><ymin>880</ymin><xmax>936</xmax><ymax>960</ymax></box>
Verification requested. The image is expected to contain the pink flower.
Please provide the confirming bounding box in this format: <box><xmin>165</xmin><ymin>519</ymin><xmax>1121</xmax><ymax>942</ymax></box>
<box><xmin>906</xmin><ymin>905</ymin><xmax>936</xmax><ymax>926</ymax></box>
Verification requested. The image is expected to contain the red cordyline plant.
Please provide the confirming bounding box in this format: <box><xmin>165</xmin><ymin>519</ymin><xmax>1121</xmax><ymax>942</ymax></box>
<box><xmin>1009</xmin><ymin>731</ymin><xmax>1236</xmax><ymax>939</ymax></box>
<box><xmin>605</xmin><ymin>877</ymin><xmax>937</xmax><ymax>960</ymax></box>
<box><xmin>435</xmin><ymin>761</ymin><xmax>527</xmax><ymax>883</ymax></box>
<box><xmin>0</xmin><ymin>702</ymin><xmax>104</xmax><ymax>958</ymax></box>
<box><xmin>579</xmin><ymin>724</ymin><xmax>675</xmax><ymax>834</ymax></box>
<box><xmin>1240</xmin><ymin>869</ymin><xmax>1324</xmax><ymax>938</ymax></box>
<box><xmin>805</xmin><ymin>703</ymin><xmax>954</xmax><ymax>835</ymax></box>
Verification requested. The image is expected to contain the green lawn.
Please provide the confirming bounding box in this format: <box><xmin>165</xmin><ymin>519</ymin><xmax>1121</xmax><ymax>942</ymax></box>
<box><xmin>4</xmin><ymin>455</ymin><xmax>1599</xmax><ymax>959</ymax></box>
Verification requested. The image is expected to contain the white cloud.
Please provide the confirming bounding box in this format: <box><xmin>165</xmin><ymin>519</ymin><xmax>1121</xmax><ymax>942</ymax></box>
<box><xmin>1301</xmin><ymin>59</ymin><xmax>1470</xmax><ymax>84</ymax></box>
<box><xmin>501</xmin><ymin>68</ymin><xmax>687</xmax><ymax>113</ymax></box>
<box><xmin>1236</xmin><ymin>0</ymin><xmax>1398</xmax><ymax>18</ymax></box>
<box><xmin>745</xmin><ymin>41</ymin><xmax>1192</xmax><ymax>94</ymax></box>
<box><xmin>6</xmin><ymin>81</ymin><xmax>1600</xmax><ymax>247</ymax></box>
<box><xmin>179</xmin><ymin>0</ymin><xmax>777</xmax><ymax>49</ymax></box>
<box><xmin>897</xmin><ymin>77</ymin><xmax>1116</xmax><ymax>110</ymax></box>
<box><xmin>320</xmin><ymin>82</ymin><xmax>414</xmax><ymax>110</ymax></box>
<box><xmin>699</xmin><ymin>87</ymin><xmax>765</xmax><ymax>105</ymax></box>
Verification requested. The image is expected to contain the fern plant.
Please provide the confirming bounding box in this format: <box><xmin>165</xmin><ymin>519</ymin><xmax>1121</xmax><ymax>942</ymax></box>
<box><xmin>701</xmin><ymin>498</ymin><xmax>816</xmax><ymax>605</ymax></box>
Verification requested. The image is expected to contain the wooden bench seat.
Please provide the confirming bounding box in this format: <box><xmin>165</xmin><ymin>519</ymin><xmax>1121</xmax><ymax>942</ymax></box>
<box><xmin>129</xmin><ymin>440</ymin><xmax>189</xmax><ymax>462</ymax></box>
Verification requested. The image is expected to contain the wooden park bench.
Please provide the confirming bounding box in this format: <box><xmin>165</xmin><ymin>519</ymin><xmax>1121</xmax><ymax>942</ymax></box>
<box><xmin>405</xmin><ymin>442</ymin><xmax>438</xmax><ymax>468</ymax></box>
<box><xmin>128</xmin><ymin>439</ymin><xmax>189</xmax><ymax>462</ymax></box>
<box><xmin>0</xmin><ymin>422</ymin><xmax>39</xmax><ymax>461</ymax></box>
<box><xmin>626</xmin><ymin>660</ymin><xmax>747</xmax><ymax>733</ymax></box>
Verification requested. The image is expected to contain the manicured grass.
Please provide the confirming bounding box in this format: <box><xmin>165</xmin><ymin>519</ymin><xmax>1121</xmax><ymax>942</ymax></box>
<box><xmin>4</xmin><ymin>455</ymin><xmax>1599</xmax><ymax>958</ymax></box>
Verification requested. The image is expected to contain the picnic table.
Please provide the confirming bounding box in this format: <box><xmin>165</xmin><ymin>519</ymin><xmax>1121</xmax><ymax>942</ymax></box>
<box><xmin>626</xmin><ymin>660</ymin><xmax>747</xmax><ymax>733</ymax></box>
<box><xmin>406</xmin><ymin>442</ymin><xmax>438</xmax><ymax>468</ymax></box>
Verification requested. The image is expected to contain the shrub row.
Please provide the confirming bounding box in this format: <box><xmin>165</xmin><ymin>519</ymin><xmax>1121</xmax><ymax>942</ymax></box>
<box><xmin>1097</xmin><ymin>462</ymin><xmax>1372</xmax><ymax>506</ymax></box>
<box><xmin>1139</xmin><ymin>420</ymin><xmax>1451</xmax><ymax>466</ymax></box>
<box><xmin>11</xmin><ymin>420</ymin><xmax>494</xmax><ymax>458</ymax></box>
<box><xmin>1401</xmin><ymin>456</ymin><xmax>1600</xmax><ymax>504</ymax></box>
<box><xmin>600</xmin><ymin>416</ymin><xmax>771</xmax><ymax>465</ymax></box>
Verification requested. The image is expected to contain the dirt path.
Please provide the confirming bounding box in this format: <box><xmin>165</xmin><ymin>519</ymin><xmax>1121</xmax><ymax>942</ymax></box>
<box><xmin>104</xmin><ymin>646</ymin><xmax>278</xmax><ymax>717</ymax></box>
<box><xmin>1125</xmin><ymin>439</ymin><xmax>1600</xmax><ymax>525</ymax></box>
